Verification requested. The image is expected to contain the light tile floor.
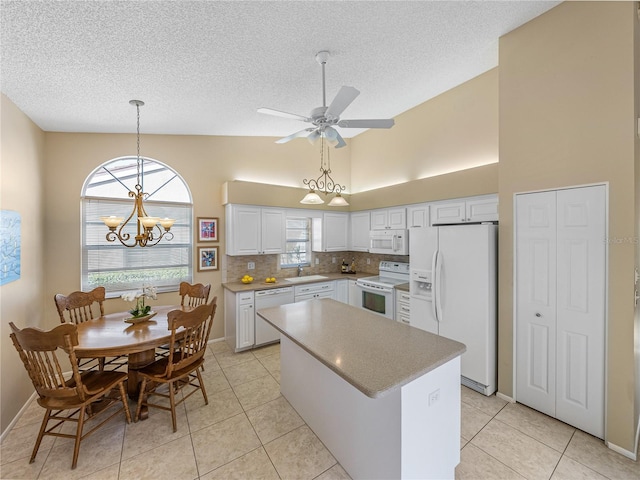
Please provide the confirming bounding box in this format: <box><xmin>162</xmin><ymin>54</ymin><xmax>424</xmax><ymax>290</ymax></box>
<box><xmin>1</xmin><ymin>341</ymin><xmax>639</xmax><ymax>479</ymax></box>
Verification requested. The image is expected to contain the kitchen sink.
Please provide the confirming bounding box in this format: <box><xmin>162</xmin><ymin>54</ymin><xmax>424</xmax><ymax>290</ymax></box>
<box><xmin>284</xmin><ymin>275</ymin><xmax>328</xmax><ymax>283</ymax></box>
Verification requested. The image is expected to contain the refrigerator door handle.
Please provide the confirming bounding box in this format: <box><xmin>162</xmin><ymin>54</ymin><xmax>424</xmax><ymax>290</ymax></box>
<box><xmin>434</xmin><ymin>250</ymin><xmax>443</xmax><ymax>322</ymax></box>
<box><xmin>431</xmin><ymin>250</ymin><xmax>439</xmax><ymax>322</ymax></box>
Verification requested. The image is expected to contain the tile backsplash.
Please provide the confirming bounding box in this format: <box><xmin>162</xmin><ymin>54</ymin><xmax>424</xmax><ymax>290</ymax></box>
<box><xmin>224</xmin><ymin>252</ymin><xmax>409</xmax><ymax>283</ymax></box>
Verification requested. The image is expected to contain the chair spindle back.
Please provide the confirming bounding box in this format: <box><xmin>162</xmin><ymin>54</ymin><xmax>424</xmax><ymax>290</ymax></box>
<box><xmin>166</xmin><ymin>298</ymin><xmax>217</xmax><ymax>376</ymax></box>
<box><xmin>179</xmin><ymin>282</ymin><xmax>211</xmax><ymax>307</ymax></box>
<box><xmin>54</xmin><ymin>287</ymin><xmax>105</xmax><ymax>324</ymax></box>
<box><xmin>9</xmin><ymin>322</ymin><xmax>85</xmax><ymax>401</ymax></box>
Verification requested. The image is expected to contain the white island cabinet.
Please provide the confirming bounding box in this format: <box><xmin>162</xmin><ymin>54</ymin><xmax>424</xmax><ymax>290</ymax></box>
<box><xmin>258</xmin><ymin>299</ymin><xmax>466</xmax><ymax>480</ymax></box>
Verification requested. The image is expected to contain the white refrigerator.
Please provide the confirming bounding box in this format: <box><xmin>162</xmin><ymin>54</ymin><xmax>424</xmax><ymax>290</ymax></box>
<box><xmin>409</xmin><ymin>225</ymin><xmax>497</xmax><ymax>395</ymax></box>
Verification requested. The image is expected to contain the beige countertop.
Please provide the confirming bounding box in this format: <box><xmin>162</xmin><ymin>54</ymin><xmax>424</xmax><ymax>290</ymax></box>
<box><xmin>395</xmin><ymin>282</ymin><xmax>409</xmax><ymax>292</ymax></box>
<box><xmin>257</xmin><ymin>299</ymin><xmax>466</xmax><ymax>399</ymax></box>
<box><xmin>222</xmin><ymin>272</ymin><xmax>373</xmax><ymax>293</ymax></box>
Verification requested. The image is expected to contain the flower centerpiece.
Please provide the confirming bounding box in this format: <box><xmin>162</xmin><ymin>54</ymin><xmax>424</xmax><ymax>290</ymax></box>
<box><xmin>122</xmin><ymin>285</ymin><xmax>157</xmax><ymax>323</ymax></box>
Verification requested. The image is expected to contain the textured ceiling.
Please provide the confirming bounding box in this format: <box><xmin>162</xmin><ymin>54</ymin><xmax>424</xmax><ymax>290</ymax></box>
<box><xmin>1</xmin><ymin>1</ymin><xmax>560</xmax><ymax>139</ymax></box>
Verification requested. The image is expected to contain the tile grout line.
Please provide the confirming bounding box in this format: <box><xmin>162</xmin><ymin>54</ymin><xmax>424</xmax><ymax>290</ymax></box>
<box><xmin>201</xmin><ymin>349</ymin><xmax>283</xmax><ymax>479</ymax></box>
<box><xmin>459</xmin><ymin>398</ymin><xmax>525</xmax><ymax>478</ymax></box>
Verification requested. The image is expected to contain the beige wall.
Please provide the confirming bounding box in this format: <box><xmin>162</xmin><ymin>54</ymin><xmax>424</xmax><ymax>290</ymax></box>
<box><xmin>350</xmin><ymin>68</ymin><xmax>498</xmax><ymax>194</ymax></box>
<box><xmin>0</xmin><ymin>94</ymin><xmax>46</xmax><ymax>431</ymax></box>
<box><xmin>635</xmin><ymin>0</ymin><xmax>640</xmax><ymax>447</ymax></box>
<box><xmin>498</xmin><ymin>1</ymin><xmax>638</xmax><ymax>452</ymax></box>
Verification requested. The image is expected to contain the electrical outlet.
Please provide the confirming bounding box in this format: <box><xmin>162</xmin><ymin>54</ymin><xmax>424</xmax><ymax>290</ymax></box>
<box><xmin>428</xmin><ymin>389</ymin><xmax>440</xmax><ymax>406</ymax></box>
<box><xmin>366</xmin><ymin>258</ymin><xmax>371</xmax><ymax>265</ymax></box>
<box><xmin>247</xmin><ymin>262</ymin><xmax>255</xmax><ymax>270</ymax></box>
<box><xmin>315</xmin><ymin>258</ymin><xmax>320</xmax><ymax>265</ymax></box>
<box><xmin>332</xmin><ymin>257</ymin><xmax>337</xmax><ymax>264</ymax></box>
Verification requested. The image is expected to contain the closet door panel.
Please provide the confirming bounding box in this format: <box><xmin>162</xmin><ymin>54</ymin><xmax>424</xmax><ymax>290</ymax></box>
<box><xmin>556</xmin><ymin>185</ymin><xmax>606</xmax><ymax>438</ymax></box>
<box><xmin>515</xmin><ymin>191</ymin><xmax>557</xmax><ymax>416</ymax></box>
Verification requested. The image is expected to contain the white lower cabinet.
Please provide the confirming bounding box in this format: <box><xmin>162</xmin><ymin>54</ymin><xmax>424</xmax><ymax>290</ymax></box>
<box><xmin>348</xmin><ymin>279</ymin><xmax>359</xmax><ymax>307</ymax></box>
<box><xmin>395</xmin><ymin>290</ymin><xmax>411</xmax><ymax>325</ymax></box>
<box><xmin>224</xmin><ymin>289</ymin><xmax>255</xmax><ymax>352</ymax></box>
<box><xmin>294</xmin><ymin>282</ymin><xmax>335</xmax><ymax>302</ymax></box>
<box><xmin>515</xmin><ymin>185</ymin><xmax>606</xmax><ymax>439</ymax></box>
<box><xmin>335</xmin><ymin>279</ymin><xmax>349</xmax><ymax>304</ymax></box>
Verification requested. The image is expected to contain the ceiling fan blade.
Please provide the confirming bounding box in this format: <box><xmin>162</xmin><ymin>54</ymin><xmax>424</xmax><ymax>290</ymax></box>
<box><xmin>325</xmin><ymin>86</ymin><xmax>360</xmax><ymax>119</ymax></box>
<box><xmin>307</xmin><ymin>130</ymin><xmax>321</xmax><ymax>144</ymax></box>
<box><xmin>257</xmin><ymin>107</ymin><xmax>310</xmax><ymax>122</ymax></box>
<box><xmin>337</xmin><ymin>118</ymin><xmax>395</xmax><ymax>129</ymax></box>
<box><xmin>275</xmin><ymin>128</ymin><xmax>314</xmax><ymax>144</ymax></box>
<box><xmin>325</xmin><ymin>127</ymin><xmax>347</xmax><ymax>148</ymax></box>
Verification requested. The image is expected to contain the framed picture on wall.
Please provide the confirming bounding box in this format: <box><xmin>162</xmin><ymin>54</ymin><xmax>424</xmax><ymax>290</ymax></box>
<box><xmin>198</xmin><ymin>246</ymin><xmax>219</xmax><ymax>271</ymax></box>
<box><xmin>197</xmin><ymin>217</ymin><xmax>218</xmax><ymax>242</ymax></box>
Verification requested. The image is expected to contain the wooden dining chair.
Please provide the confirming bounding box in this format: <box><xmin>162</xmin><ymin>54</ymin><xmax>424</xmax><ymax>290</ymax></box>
<box><xmin>135</xmin><ymin>299</ymin><xmax>217</xmax><ymax>432</ymax></box>
<box><xmin>156</xmin><ymin>282</ymin><xmax>211</xmax><ymax>361</ymax></box>
<box><xmin>9</xmin><ymin>322</ymin><xmax>131</xmax><ymax>469</ymax></box>
<box><xmin>179</xmin><ymin>282</ymin><xmax>211</xmax><ymax>307</ymax></box>
<box><xmin>54</xmin><ymin>286</ymin><xmax>124</xmax><ymax>371</ymax></box>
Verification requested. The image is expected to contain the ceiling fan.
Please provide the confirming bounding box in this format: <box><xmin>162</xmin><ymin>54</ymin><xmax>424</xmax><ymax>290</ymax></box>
<box><xmin>258</xmin><ymin>51</ymin><xmax>395</xmax><ymax>148</ymax></box>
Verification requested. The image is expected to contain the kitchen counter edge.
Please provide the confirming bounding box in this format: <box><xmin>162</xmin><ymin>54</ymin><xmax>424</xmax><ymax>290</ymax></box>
<box><xmin>222</xmin><ymin>272</ymin><xmax>374</xmax><ymax>293</ymax></box>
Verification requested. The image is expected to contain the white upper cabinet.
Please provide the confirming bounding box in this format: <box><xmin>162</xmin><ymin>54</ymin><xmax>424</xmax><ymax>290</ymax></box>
<box><xmin>261</xmin><ymin>209</ymin><xmax>287</xmax><ymax>254</ymax></box>
<box><xmin>226</xmin><ymin>205</ymin><xmax>285</xmax><ymax>255</ymax></box>
<box><xmin>349</xmin><ymin>211</ymin><xmax>370</xmax><ymax>252</ymax></box>
<box><xmin>406</xmin><ymin>203</ymin><xmax>430</xmax><ymax>228</ymax></box>
<box><xmin>312</xmin><ymin>212</ymin><xmax>349</xmax><ymax>252</ymax></box>
<box><xmin>431</xmin><ymin>195</ymin><xmax>498</xmax><ymax>225</ymax></box>
<box><xmin>371</xmin><ymin>207</ymin><xmax>406</xmax><ymax>230</ymax></box>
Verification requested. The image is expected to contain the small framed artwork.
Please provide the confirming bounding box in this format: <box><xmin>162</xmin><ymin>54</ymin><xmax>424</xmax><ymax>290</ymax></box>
<box><xmin>197</xmin><ymin>217</ymin><xmax>218</xmax><ymax>242</ymax></box>
<box><xmin>198</xmin><ymin>246</ymin><xmax>219</xmax><ymax>271</ymax></box>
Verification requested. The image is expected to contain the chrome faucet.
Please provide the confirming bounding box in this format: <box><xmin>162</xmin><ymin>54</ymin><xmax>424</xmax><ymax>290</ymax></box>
<box><xmin>297</xmin><ymin>264</ymin><xmax>303</xmax><ymax>277</ymax></box>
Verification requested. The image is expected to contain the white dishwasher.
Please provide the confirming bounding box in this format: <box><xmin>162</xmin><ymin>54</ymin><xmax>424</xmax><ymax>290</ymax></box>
<box><xmin>254</xmin><ymin>287</ymin><xmax>294</xmax><ymax>346</ymax></box>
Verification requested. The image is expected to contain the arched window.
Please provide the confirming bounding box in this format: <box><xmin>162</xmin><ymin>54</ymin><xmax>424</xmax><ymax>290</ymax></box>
<box><xmin>81</xmin><ymin>156</ymin><xmax>193</xmax><ymax>296</ymax></box>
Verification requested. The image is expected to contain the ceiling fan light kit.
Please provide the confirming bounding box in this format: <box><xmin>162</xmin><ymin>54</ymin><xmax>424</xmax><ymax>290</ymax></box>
<box><xmin>299</xmin><ymin>134</ymin><xmax>349</xmax><ymax>206</ymax></box>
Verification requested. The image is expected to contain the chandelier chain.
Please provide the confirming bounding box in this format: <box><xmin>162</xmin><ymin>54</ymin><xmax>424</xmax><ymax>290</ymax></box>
<box><xmin>100</xmin><ymin>100</ymin><xmax>175</xmax><ymax>247</ymax></box>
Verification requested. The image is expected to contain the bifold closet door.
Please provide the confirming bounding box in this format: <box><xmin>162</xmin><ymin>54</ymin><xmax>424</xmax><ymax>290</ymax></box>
<box><xmin>515</xmin><ymin>191</ymin><xmax>558</xmax><ymax>418</ymax></box>
<box><xmin>516</xmin><ymin>185</ymin><xmax>605</xmax><ymax>439</ymax></box>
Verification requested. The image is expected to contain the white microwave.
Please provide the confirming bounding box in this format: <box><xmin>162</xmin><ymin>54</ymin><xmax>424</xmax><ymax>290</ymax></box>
<box><xmin>369</xmin><ymin>229</ymin><xmax>409</xmax><ymax>255</ymax></box>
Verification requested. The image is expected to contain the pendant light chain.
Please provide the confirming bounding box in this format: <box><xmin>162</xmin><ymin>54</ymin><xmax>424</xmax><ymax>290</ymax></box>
<box><xmin>135</xmin><ymin>101</ymin><xmax>142</xmax><ymax>192</ymax></box>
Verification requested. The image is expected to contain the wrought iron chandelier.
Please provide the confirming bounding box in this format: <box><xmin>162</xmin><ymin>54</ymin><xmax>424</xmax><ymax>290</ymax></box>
<box><xmin>100</xmin><ymin>100</ymin><xmax>175</xmax><ymax>247</ymax></box>
<box><xmin>300</xmin><ymin>133</ymin><xmax>349</xmax><ymax>206</ymax></box>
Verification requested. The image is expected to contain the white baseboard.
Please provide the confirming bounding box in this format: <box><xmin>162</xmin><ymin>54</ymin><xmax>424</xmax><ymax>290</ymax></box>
<box><xmin>496</xmin><ymin>391</ymin><xmax>515</xmax><ymax>403</ymax></box>
<box><xmin>606</xmin><ymin>441</ymin><xmax>637</xmax><ymax>461</ymax></box>
<box><xmin>208</xmin><ymin>336</ymin><xmax>225</xmax><ymax>345</ymax></box>
<box><xmin>1</xmin><ymin>391</ymin><xmax>37</xmax><ymax>443</ymax></box>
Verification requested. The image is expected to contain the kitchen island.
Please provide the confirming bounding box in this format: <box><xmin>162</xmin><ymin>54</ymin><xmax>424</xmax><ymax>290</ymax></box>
<box><xmin>257</xmin><ymin>299</ymin><xmax>466</xmax><ymax>480</ymax></box>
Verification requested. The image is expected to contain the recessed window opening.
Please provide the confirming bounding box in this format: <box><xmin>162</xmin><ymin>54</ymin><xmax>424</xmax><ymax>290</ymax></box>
<box><xmin>280</xmin><ymin>217</ymin><xmax>311</xmax><ymax>268</ymax></box>
<box><xmin>81</xmin><ymin>156</ymin><xmax>193</xmax><ymax>297</ymax></box>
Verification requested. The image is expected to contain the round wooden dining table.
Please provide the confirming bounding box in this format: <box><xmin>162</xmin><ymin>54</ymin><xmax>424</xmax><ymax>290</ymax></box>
<box><xmin>74</xmin><ymin>305</ymin><xmax>191</xmax><ymax>418</ymax></box>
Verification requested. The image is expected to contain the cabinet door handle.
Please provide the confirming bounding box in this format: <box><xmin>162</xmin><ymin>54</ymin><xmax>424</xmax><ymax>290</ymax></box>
<box><xmin>535</xmin><ymin>312</ymin><xmax>542</xmax><ymax>317</ymax></box>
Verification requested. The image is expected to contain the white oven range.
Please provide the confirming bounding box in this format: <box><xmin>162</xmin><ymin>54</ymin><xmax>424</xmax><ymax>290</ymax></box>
<box><xmin>354</xmin><ymin>261</ymin><xmax>410</xmax><ymax>320</ymax></box>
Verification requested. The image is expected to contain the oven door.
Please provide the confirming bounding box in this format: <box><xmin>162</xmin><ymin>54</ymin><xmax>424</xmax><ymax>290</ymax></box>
<box><xmin>355</xmin><ymin>282</ymin><xmax>394</xmax><ymax>319</ymax></box>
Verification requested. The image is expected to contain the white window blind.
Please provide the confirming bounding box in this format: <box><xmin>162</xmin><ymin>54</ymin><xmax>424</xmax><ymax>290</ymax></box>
<box><xmin>280</xmin><ymin>217</ymin><xmax>311</xmax><ymax>268</ymax></box>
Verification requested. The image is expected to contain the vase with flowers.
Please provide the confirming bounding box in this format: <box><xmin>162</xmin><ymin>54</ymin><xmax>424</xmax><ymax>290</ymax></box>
<box><xmin>122</xmin><ymin>285</ymin><xmax>158</xmax><ymax>323</ymax></box>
